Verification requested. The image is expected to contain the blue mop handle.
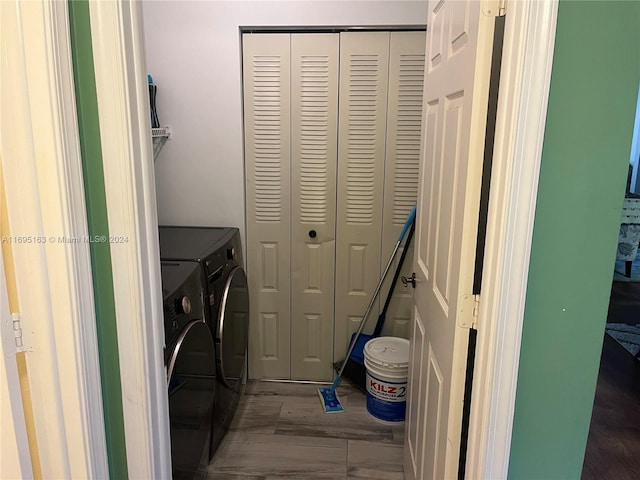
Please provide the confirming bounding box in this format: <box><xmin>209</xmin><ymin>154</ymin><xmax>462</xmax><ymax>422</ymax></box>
<box><xmin>398</xmin><ymin>206</ymin><xmax>417</xmax><ymax>242</ymax></box>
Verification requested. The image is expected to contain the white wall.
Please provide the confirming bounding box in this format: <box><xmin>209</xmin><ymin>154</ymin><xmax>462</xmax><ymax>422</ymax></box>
<box><xmin>142</xmin><ymin>0</ymin><xmax>427</xmax><ymax>244</ymax></box>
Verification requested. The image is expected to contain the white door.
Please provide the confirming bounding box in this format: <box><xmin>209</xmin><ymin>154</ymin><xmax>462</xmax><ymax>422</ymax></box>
<box><xmin>334</xmin><ymin>32</ymin><xmax>390</xmax><ymax>361</ymax></box>
<box><xmin>243</xmin><ymin>34</ymin><xmax>292</xmax><ymax>379</ymax></box>
<box><xmin>245</xmin><ymin>31</ymin><xmax>427</xmax><ymax>381</ymax></box>
<box><xmin>290</xmin><ymin>34</ymin><xmax>339</xmax><ymax>381</ymax></box>
<box><xmin>244</xmin><ymin>33</ymin><xmax>339</xmax><ymax>381</ymax></box>
<box><xmin>404</xmin><ymin>2</ymin><xmax>497</xmax><ymax>479</ymax></box>
<box><xmin>1</xmin><ymin>248</ymin><xmax>32</xmax><ymax>479</ymax></box>
<box><xmin>380</xmin><ymin>31</ymin><xmax>426</xmax><ymax>339</ymax></box>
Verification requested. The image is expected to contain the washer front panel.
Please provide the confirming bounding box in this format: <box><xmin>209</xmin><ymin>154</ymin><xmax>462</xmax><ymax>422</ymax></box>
<box><xmin>167</xmin><ymin>320</ymin><xmax>215</xmax><ymax>479</ymax></box>
<box><xmin>217</xmin><ymin>266</ymin><xmax>249</xmax><ymax>389</ymax></box>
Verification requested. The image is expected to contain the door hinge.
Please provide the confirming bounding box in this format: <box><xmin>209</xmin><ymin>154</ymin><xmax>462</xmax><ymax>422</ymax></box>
<box><xmin>458</xmin><ymin>294</ymin><xmax>480</xmax><ymax>329</ymax></box>
<box><xmin>482</xmin><ymin>0</ymin><xmax>506</xmax><ymax>17</ymax></box>
<box><xmin>12</xmin><ymin>313</ymin><xmax>25</xmax><ymax>352</ymax></box>
<box><xmin>2</xmin><ymin>313</ymin><xmax>33</xmax><ymax>356</ymax></box>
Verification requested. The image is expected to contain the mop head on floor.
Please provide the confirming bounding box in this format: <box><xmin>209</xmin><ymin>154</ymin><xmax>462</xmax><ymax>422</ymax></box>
<box><xmin>317</xmin><ymin>385</ymin><xmax>344</xmax><ymax>413</ymax></box>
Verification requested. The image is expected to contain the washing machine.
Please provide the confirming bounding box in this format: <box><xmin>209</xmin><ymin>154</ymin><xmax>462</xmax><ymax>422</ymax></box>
<box><xmin>161</xmin><ymin>260</ymin><xmax>215</xmax><ymax>479</ymax></box>
<box><xmin>159</xmin><ymin>226</ymin><xmax>249</xmax><ymax>458</ymax></box>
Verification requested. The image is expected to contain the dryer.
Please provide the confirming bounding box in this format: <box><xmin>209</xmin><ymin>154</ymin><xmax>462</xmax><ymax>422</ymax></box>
<box><xmin>161</xmin><ymin>260</ymin><xmax>215</xmax><ymax>480</ymax></box>
<box><xmin>159</xmin><ymin>226</ymin><xmax>249</xmax><ymax>458</ymax></box>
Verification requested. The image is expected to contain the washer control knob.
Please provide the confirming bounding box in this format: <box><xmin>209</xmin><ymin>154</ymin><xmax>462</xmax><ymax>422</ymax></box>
<box><xmin>175</xmin><ymin>296</ymin><xmax>192</xmax><ymax>315</ymax></box>
<box><xmin>182</xmin><ymin>296</ymin><xmax>192</xmax><ymax>314</ymax></box>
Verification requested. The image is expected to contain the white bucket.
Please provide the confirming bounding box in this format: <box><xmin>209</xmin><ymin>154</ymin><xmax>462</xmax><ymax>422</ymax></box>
<box><xmin>364</xmin><ymin>336</ymin><xmax>410</xmax><ymax>424</ymax></box>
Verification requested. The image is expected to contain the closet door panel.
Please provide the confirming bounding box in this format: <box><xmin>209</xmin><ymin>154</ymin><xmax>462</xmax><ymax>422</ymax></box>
<box><xmin>381</xmin><ymin>31</ymin><xmax>426</xmax><ymax>338</ymax></box>
<box><xmin>334</xmin><ymin>32</ymin><xmax>390</xmax><ymax>361</ymax></box>
<box><xmin>290</xmin><ymin>34</ymin><xmax>339</xmax><ymax>381</ymax></box>
<box><xmin>243</xmin><ymin>34</ymin><xmax>291</xmax><ymax>379</ymax></box>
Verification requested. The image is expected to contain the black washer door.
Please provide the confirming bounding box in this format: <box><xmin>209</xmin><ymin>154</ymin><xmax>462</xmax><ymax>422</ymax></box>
<box><xmin>167</xmin><ymin>320</ymin><xmax>215</xmax><ymax>480</ymax></box>
<box><xmin>217</xmin><ymin>266</ymin><xmax>249</xmax><ymax>390</ymax></box>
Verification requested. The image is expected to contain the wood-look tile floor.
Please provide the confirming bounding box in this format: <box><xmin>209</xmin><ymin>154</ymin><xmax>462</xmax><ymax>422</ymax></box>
<box><xmin>208</xmin><ymin>381</ymin><xmax>405</xmax><ymax>479</ymax></box>
<box><xmin>582</xmin><ymin>278</ymin><xmax>640</xmax><ymax>479</ymax></box>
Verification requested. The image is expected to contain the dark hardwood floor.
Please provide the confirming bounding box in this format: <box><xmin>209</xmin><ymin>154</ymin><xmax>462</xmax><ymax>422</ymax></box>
<box><xmin>582</xmin><ymin>280</ymin><xmax>640</xmax><ymax>479</ymax></box>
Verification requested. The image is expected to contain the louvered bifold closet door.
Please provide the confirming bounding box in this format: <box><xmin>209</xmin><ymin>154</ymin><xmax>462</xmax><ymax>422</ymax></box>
<box><xmin>380</xmin><ymin>31</ymin><xmax>426</xmax><ymax>338</ymax></box>
<box><xmin>290</xmin><ymin>34</ymin><xmax>339</xmax><ymax>381</ymax></box>
<box><xmin>334</xmin><ymin>32</ymin><xmax>390</xmax><ymax>361</ymax></box>
<box><xmin>243</xmin><ymin>34</ymin><xmax>291</xmax><ymax>379</ymax></box>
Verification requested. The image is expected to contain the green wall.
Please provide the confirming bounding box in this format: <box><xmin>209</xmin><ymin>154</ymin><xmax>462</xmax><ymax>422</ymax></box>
<box><xmin>68</xmin><ymin>1</ymin><xmax>129</xmax><ymax>478</ymax></box>
<box><xmin>508</xmin><ymin>1</ymin><xmax>640</xmax><ymax>478</ymax></box>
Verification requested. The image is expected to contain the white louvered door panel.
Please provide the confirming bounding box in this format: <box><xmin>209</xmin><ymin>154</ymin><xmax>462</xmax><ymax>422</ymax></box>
<box><xmin>334</xmin><ymin>32</ymin><xmax>390</xmax><ymax>362</ymax></box>
<box><xmin>243</xmin><ymin>34</ymin><xmax>291</xmax><ymax>379</ymax></box>
<box><xmin>290</xmin><ymin>34</ymin><xmax>339</xmax><ymax>381</ymax></box>
<box><xmin>380</xmin><ymin>31</ymin><xmax>426</xmax><ymax>339</ymax></box>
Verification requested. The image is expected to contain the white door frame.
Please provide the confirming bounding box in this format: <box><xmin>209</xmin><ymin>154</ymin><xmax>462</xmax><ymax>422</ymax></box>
<box><xmin>465</xmin><ymin>1</ymin><xmax>558</xmax><ymax>478</ymax></box>
<box><xmin>88</xmin><ymin>1</ymin><xmax>171</xmax><ymax>478</ymax></box>
<box><xmin>1</xmin><ymin>0</ymin><xmax>109</xmax><ymax>477</ymax></box>
<box><xmin>83</xmin><ymin>1</ymin><xmax>559</xmax><ymax>478</ymax></box>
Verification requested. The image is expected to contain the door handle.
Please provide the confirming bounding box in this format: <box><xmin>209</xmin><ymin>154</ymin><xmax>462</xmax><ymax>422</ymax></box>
<box><xmin>401</xmin><ymin>273</ymin><xmax>416</xmax><ymax>288</ymax></box>
<box><xmin>308</xmin><ymin>229</ymin><xmax>317</xmax><ymax>239</ymax></box>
